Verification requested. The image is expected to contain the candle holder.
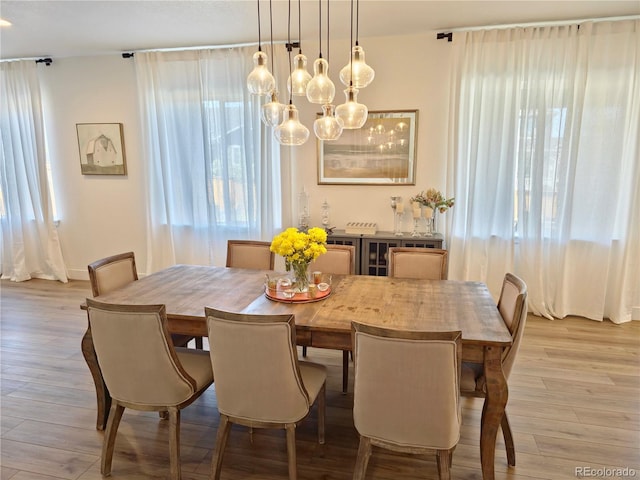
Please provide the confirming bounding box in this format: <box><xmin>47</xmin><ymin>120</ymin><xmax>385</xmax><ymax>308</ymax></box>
<box><xmin>422</xmin><ymin>206</ymin><xmax>435</xmax><ymax>237</ymax></box>
<box><xmin>390</xmin><ymin>196</ymin><xmax>398</xmax><ymax>229</ymax></box>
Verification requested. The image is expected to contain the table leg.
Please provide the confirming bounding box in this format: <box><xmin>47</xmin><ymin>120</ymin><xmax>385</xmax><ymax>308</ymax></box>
<box><xmin>342</xmin><ymin>350</ymin><xmax>349</xmax><ymax>394</ymax></box>
<box><xmin>480</xmin><ymin>345</ymin><xmax>508</xmax><ymax>480</ymax></box>
<box><xmin>80</xmin><ymin>321</ymin><xmax>111</xmax><ymax>430</ymax></box>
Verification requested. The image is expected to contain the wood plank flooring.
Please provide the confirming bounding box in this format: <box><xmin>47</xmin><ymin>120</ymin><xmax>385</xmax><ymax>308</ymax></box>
<box><xmin>1</xmin><ymin>278</ymin><xmax>638</xmax><ymax>479</ymax></box>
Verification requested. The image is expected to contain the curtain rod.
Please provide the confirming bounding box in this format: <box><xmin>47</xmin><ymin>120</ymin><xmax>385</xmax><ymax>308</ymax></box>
<box><xmin>0</xmin><ymin>56</ymin><xmax>53</xmax><ymax>65</ymax></box>
<box><xmin>121</xmin><ymin>39</ymin><xmax>288</xmax><ymax>58</ymax></box>
<box><xmin>436</xmin><ymin>14</ymin><xmax>639</xmax><ymax>41</ymax></box>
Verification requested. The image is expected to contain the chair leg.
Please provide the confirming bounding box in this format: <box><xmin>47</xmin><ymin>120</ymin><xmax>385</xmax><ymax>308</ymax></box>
<box><xmin>101</xmin><ymin>402</ymin><xmax>125</xmax><ymax>476</ymax></box>
<box><xmin>285</xmin><ymin>423</ymin><xmax>298</xmax><ymax>480</ymax></box>
<box><xmin>317</xmin><ymin>384</ymin><xmax>326</xmax><ymax>444</ymax></box>
<box><xmin>352</xmin><ymin>436</ymin><xmax>372</xmax><ymax>480</ymax></box>
<box><xmin>342</xmin><ymin>350</ymin><xmax>349</xmax><ymax>394</ymax></box>
<box><xmin>168</xmin><ymin>407</ymin><xmax>182</xmax><ymax>480</ymax></box>
<box><xmin>302</xmin><ymin>346</ymin><xmax>308</xmax><ymax>357</ymax></box>
<box><xmin>436</xmin><ymin>449</ymin><xmax>452</xmax><ymax>480</ymax></box>
<box><xmin>195</xmin><ymin>337</ymin><xmax>203</xmax><ymax>349</ymax></box>
<box><xmin>501</xmin><ymin>411</ymin><xmax>516</xmax><ymax>466</ymax></box>
<box><xmin>211</xmin><ymin>414</ymin><xmax>232</xmax><ymax>480</ymax></box>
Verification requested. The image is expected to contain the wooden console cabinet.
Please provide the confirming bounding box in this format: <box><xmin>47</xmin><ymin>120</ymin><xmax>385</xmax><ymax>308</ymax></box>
<box><xmin>326</xmin><ymin>229</ymin><xmax>444</xmax><ymax>276</ymax></box>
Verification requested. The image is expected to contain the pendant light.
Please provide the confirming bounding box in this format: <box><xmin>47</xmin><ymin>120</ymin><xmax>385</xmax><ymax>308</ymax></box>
<box><xmin>314</xmin><ymin>104</ymin><xmax>344</xmax><ymax>140</ymax></box>
<box><xmin>306</xmin><ymin>0</ymin><xmax>335</xmax><ymax>105</ymax></box>
<box><xmin>339</xmin><ymin>0</ymin><xmax>374</xmax><ymax>88</ymax></box>
<box><xmin>247</xmin><ymin>0</ymin><xmax>275</xmax><ymax>95</ymax></box>
<box><xmin>275</xmin><ymin>102</ymin><xmax>310</xmax><ymax>145</ymax></box>
<box><xmin>261</xmin><ymin>0</ymin><xmax>285</xmax><ymax>127</ymax></box>
<box><xmin>336</xmin><ymin>0</ymin><xmax>367</xmax><ymax>129</ymax></box>
<box><xmin>313</xmin><ymin>0</ymin><xmax>343</xmax><ymax>141</ymax></box>
<box><xmin>275</xmin><ymin>0</ymin><xmax>309</xmax><ymax>145</ymax></box>
<box><xmin>288</xmin><ymin>0</ymin><xmax>312</xmax><ymax>96</ymax></box>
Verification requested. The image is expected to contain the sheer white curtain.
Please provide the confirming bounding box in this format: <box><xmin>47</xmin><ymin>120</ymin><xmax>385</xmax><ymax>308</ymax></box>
<box><xmin>0</xmin><ymin>60</ymin><xmax>67</xmax><ymax>282</ymax></box>
<box><xmin>447</xmin><ymin>20</ymin><xmax>639</xmax><ymax>324</ymax></box>
<box><xmin>135</xmin><ymin>46</ymin><xmax>289</xmax><ymax>271</ymax></box>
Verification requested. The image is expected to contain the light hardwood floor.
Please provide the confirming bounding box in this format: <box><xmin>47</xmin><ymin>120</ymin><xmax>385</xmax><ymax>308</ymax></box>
<box><xmin>1</xmin><ymin>278</ymin><xmax>638</xmax><ymax>479</ymax></box>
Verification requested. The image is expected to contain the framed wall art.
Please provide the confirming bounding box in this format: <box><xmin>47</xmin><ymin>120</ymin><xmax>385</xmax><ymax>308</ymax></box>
<box><xmin>76</xmin><ymin>123</ymin><xmax>127</xmax><ymax>175</ymax></box>
<box><xmin>317</xmin><ymin>110</ymin><xmax>418</xmax><ymax>185</ymax></box>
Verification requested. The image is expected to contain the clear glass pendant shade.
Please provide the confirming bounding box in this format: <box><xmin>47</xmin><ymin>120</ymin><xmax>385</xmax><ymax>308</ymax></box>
<box><xmin>306</xmin><ymin>58</ymin><xmax>335</xmax><ymax>105</ymax></box>
<box><xmin>314</xmin><ymin>104</ymin><xmax>344</xmax><ymax>141</ymax></box>
<box><xmin>335</xmin><ymin>86</ymin><xmax>368</xmax><ymax>129</ymax></box>
<box><xmin>274</xmin><ymin>104</ymin><xmax>310</xmax><ymax>146</ymax></box>
<box><xmin>247</xmin><ymin>50</ymin><xmax>275</xmax><ymax>95</ymax></box>
<box><xmin>261</xmin><ymin>91</ymin><xmax>286</xmax><ymax>128</ymax></box>
<box><xmin>288</xmin><ymin>53</ymin><xmax>312</xmax><ymax>96</ymax></box>
<box><xmin>339</xmin><ymin>45</ymin><xmax>375</xmax><ymax>88</ymax></box>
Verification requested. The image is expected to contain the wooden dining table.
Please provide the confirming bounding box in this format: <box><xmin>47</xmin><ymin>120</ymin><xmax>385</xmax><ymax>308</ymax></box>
<box><xmin>81</xmin><ymin>264</ymin><xmax>512</xmax><ymax>480</ymax></box>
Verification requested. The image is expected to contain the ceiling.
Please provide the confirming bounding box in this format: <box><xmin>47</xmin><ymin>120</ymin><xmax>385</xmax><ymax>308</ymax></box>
<box><xmin>1</xmin><ymin>0</ymin><xmax>638</xmax><ymax>60</ymax></box>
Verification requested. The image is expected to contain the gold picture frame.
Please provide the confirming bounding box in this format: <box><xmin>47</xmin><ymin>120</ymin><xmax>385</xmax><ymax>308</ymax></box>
<box><xmin>317</xmin><ymin>110</ymin><xmax>418</xmax><ymax>185</ymax></box>
<box><xmin>76</xmin><ymin>123</ymin><xmax>127</xmax><ymax>175</ymax></box>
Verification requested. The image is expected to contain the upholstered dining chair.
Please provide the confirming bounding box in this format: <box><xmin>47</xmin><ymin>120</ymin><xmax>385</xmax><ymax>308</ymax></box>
<box><xmin>87</xmin><ymin>251</ymin><xmax>200</xmax><ymax>349</ymax></box>
<box><xmin>460</xmin><ymin>272</ymin><xmax>528</xmax><ymax>467</ymax></box>
<box><xmin>205</xmin><ymin>307</ymin><xmax>326</xmax><ymax>480</ymax></box>
<box><xmin>351</xmin><ymin>322</ymin><xmax>462</xmax><ymax>480</ymax></box>
<box><xmin>225</xmin><ymin>240</ymin><xmax>275</xmax><ymax>270</ymax></box>
<box><xmin>305</xmin><ymin>244</ymin><xmax>356</xmax><ymax>393</ymax></box>
<box><xmin>388</xmin><ymin>247</ymin><xmax>448</xmax><ymax>280</ymax></box>
<box><xmin>85</xmin><ymin>299</ymin><xmax>214</xmax><ymax>480</ymax></box>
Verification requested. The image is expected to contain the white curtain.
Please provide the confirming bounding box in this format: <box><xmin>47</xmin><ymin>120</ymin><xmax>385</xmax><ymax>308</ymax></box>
<box><xmin>447</xmin><ymin>20</ymin><xmax>639</xmax><ymax>323</ymax></box>
<box><xmin>0</xmin><ymin>60</ymin><xmax>67</xmax><ymax>283</ymax></box>
<box><xmin>135</xmin><ymin>46</ymin><xmax>289</xmax><ymax>271</ymax></box>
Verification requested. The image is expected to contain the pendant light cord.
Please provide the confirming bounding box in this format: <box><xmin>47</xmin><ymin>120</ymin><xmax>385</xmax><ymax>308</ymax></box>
<box><xmin>297</xmin><ymin>0</ymin><xmax>303</xmax><ymax>54</ymax></box>
<box><xmin>355</xmin><ymin>0</ymin><xmax>360</xmax><ymax>46</ymax></box>
<box><xmin>269</xmin><ymin>0</ymin><xmax>275</xmax><ymax>76</ymax></box>
<box><xmin>287</xmin><ymin>0</ymin><xmax>294</xmax><ymax>104</ymax></box>
<box><xmin>257</xmin><ymin>0</ymin><xmax>263</xmax><ymax>51</ymax></box>
<box><xmin>326</xmin><ymin>0</ymin><xmax>330</xmax><ymax>63</ymax></box>
<box><xmin>318</xmin><ymin>0</ymin><xmax>323</xmax><ymax>59</ymax></box>
<box><xmin>349</xmin><ymin>0</ymin><xmax>354</xmax><ymax>85</ymax></box>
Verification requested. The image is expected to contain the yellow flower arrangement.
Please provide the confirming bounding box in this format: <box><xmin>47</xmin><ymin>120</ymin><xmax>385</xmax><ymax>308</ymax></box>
<box><xmin>270</xmin><ymin>227</ymin><xmax>328</xmax><ymax>268</ymax></box>
<box><xmin>270</xmin><ymin>227</ymin><xmax>327</xmax><ymax>291</ymax></box>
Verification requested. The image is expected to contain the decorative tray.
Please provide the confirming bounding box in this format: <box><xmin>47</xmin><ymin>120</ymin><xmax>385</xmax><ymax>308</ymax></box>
<box><xmin>265</xmin><ymin>285</ymin><xmax>332</xmax><ymax>304</ymax></box>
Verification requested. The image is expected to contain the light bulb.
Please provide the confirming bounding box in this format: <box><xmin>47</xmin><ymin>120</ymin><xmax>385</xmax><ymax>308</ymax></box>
<box><xmin>306</xmin><ymin>57</ymin><xmax>335</xmax><ymax>105</ymax></box>
<box><xmin>247</xmin><ymin>50</ymin><xmax>275</xmax><ymax>95</ymax></box>
<box><xmin>261</xmin><ymin>91</ymin><xmax>286</xmax><ymax>128</ymax></box>
<box><xmin>339</xmin><ymin>45</ymin><xmax>375</xmax><ymax>88</ymax></box>
<box><xmin>288</xmin><ymin>53</ymin><xmax>312</xmax><ymax>96</ymax></box>
<box><xmin>335</xmin><ymin>86</ymin><xmax>368</xmax><ymax>129</ymax></box>
<box><xmin>274</xmin><ymin>104</ymin><xmax>309</xmax><ymax>146</ymax></box>
<box><xmin>314</xmin><ymin>104</ymin><xmax>344</xmax><ymax>141</ymax></box>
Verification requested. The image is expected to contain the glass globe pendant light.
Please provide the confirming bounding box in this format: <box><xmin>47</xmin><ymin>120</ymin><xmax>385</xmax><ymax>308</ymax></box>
<box><xmin>275</xmin><ymin>102</ymin><xmax>310</xmax><ymax>146</ymax></box>
<box><xmin>306</xmin><ymin>0</ymin><xmax>334</xmax><ymax>105</ymax></box>
<box><xmin>336</xmin><ymin>83</ymin><xmax>368</xmax><ymax>129</ymax></box>
<box><xmin>289</xmin><ymin>52</ymin><xmax>312</xmax><ymax>95</ymax></box>
<box><xmin>339</xmin><ymin>43</ymin><xmax>375</xmax><ymax>88</ymax></box>
<box><xmin>260</xmin><ymin>1</ymin><xmax>284</xmax><ymax>127</ymax></box>
<box><xmin>314</xmin><ymin>104</ymin><xmax>344</xmax><ymax>140</ymax></box>
<box><xmin>261</xmin><ymin>90</ymin><xmax>286</xmax><ymax>127</ymax></box>
<box><xmin>306</xmin><ymin>56</ymin><xmax>335</xmax><ymax>104</ymax></box>
<box><xmin>246</xmin><ymin>1</ymin><xmax>274</xmax><ymax>95</ymax></box>
<box><xmin>288</xmin><ymin>0</ymin><xmax>311</xmax><ymax>96</ymax></box>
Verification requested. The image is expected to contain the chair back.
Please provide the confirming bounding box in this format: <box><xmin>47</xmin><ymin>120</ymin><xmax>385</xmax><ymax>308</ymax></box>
<box><xmin>352</xmin><ymin>322</ymin><xmax>462</xmax><ymax>450</ymax></box>
<box><xmin>388</xmin><ymin>247</ymin><xmax>448</xmax><ymax>280</ymax></box>
<box><xmin>310</xmin><ymin>244</ymin><xmax>356</xmax><ymax>275</ymax></box>
<box><xmin>88</xmin><ymin>252</ymin><xmax>138</xmax><ymax>297</ymax></box>
<box><xmin>86</xmin><ymin>299</ymin><xmax>198</xmax><ymax>406</ymax></box>
<box><xmin>498</xmin><ymin>273</ymin><xmax>528</xmax><ymax>379</ymax></box>
<box><xmin>206</xmin><ymin>308</ymin><xmax>311</xmax><ymax>423</ymax></box>
<box><xmin>225</xmin><ymin>240</ymin><xmax>274</xmax><ymax>270</ymax></box>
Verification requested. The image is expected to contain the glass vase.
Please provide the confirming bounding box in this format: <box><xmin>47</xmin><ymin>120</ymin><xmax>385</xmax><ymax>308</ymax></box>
<box><xmin>292</xmin><ymin>262</ymin><xmax>310</xmax><ymax>293</ymax></box>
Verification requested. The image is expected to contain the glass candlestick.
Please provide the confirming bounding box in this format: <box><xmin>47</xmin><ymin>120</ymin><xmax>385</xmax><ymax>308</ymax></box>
<box><xmin>390</xmin><ymin>196</ymin><xmax>399</xmax><ymax>230</ymax></box>
<box><xmin>394</xmin><ymin>199</ymin><xmax>405</xmax><ymax>236</ymax></box>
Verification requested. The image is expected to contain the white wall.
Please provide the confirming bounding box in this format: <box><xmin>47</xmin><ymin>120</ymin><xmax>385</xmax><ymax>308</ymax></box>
<box><xmin>37</xmin><ymin>31</ymin><xmax>453</xmax><ymax>279</ymax></box>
